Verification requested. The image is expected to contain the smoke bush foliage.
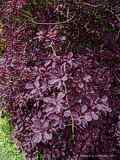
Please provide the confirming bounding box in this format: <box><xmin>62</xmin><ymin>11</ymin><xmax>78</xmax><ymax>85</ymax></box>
<box><xmin>0</xmin><ymin>0</ymin><xmax>120</xmax><ymax>160</ymax></box>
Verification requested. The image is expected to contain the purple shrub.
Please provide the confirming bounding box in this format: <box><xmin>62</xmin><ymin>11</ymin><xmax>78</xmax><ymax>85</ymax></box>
<box><xmin>0</xmin><ymin>28</ymin><xmax>114</xmax><ymax>159</ymax></box>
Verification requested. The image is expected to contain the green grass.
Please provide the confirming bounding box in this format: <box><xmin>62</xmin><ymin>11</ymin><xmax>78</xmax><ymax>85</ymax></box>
<box><xmin>0</xmin><ymin>111</ymin><xmax>44</xmax><ymax>160</ymax></box>
<box><xmin>0</xmin><ymin>112</ymin><xmax>25</xmax><ymax>160</ymax></box>
<box><xmin>37</xmin><ymin>153</ymin><xmax>44</xmax><ymax>160</ymax></box>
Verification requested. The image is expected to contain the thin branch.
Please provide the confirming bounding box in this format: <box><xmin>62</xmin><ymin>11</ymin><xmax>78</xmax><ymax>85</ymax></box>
<box><xmin>22</xmin><ymin>12</ymin><xmax>76</xmax><ymax>25</ymax></box>
<box><xmin>71</xmin><ymin>114</ymin><xmax>75</xmax><ymax>142</ymax></box>
<box><xmin>82</xmin><ymin>2</ymin><xmax>102</xmax><ymax>8</ymax></box>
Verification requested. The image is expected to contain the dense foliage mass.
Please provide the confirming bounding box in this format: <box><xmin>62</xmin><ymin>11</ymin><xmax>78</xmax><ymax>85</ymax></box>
<box><xmin>0</xmin><ymin>0</ymin><xmax>120</xmax><ymax>160</ymax></box>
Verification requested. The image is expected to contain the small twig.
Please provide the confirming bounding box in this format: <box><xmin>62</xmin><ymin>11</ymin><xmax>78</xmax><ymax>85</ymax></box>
<box><xmin>49</xmin><ymin>42</ymin><xmax>57</xmax><ymax>56</ymax></box>
<box><xmin>63</xmin><ymin>64</ymin><xmax>75</xmax><ymax>142</ymax></box>
<box><xmin>67</xmin><ymin>6</ymin><xmax>70</xmax><ymax>19</ymax></box>
<box><xmin>22</xmin><ymin>12</ymin><xmax>76</xmax><ymax>25</ymax></box>
<box><xmin>70</xmin><ymin>114</ymin><xmax>75</xmax><ymax>142</ymax></box>
<box><xmin>81</xmin><ymin>2</ymin><xmax>102</xmax><ymax>8</ymax></box>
